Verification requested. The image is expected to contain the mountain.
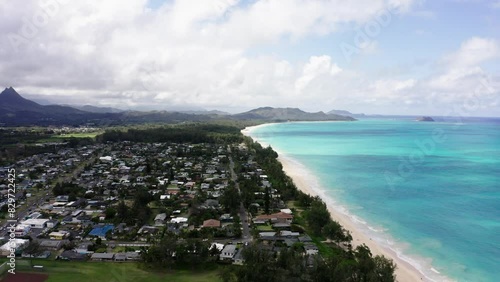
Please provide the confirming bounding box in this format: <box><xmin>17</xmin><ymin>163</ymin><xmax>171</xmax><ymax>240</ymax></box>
<box><xmin>327</xmin><ymin>109</ymin><xmax>366</xmax><ymax>118</ymax></box>
<box><xmin>67</xmin><ymin>105</ymin><xmax>124</xmax><ymax>113</ymax></box>
<box><xmin>0</xmin><ymin>87</ymin><xmax>43</xmax><ymax>112</ymax></box>
<box><xmin>179</xmin><ymin>110</ymin><xmax>231</xmax><ymax>116</ymax></box>
<box><xmin>0</xmin><ymin>88</ymin><xmax>354</xmax><ymax>126</ymax></box>
<box><xmin>0</xmin><ymin>87</ymin><xmax>120</xmax><ymax>126</ymax></box>
<box><xmin>234</xmin><ymin>107</ymin><xmax>355</xmax><ymax>121</ymax></box>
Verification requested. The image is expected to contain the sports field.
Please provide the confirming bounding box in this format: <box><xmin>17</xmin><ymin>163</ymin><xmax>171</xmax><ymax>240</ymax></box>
<box><xmin>0</xmin><ymin>261</ymin><xmax>221</xmax><ymax>282</ymax></box>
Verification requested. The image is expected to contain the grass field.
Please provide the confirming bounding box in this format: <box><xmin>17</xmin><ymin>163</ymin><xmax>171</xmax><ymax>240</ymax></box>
<box><xmin>5</xmin><ymin>260</ymin><xmax>221</xmax><ymax>282</ymax></box>
<box><xmin>55</xmin><ymin>132</ymin><xmax>102</xmax><ymax>139</ymax></box>
<box><xmin>35</xmin><ymin>132</ymin><xmax>102</xmax><ymax>143</ymax></box>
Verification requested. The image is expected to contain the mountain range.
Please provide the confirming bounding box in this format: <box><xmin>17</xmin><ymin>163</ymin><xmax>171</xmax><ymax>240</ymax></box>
<box><xmin>235</xmin><ymin>107</ymin><xmax>354</xmax><ymax>121</ymax></box>
<box><xmin>0</xmin><ymin>87</ymin><xmax>354</xmax><ymax>126</ymax></box>
<box><xmin>327</xmin><ymin>109</ymin><xmax>366</xmax><ymax>118</ymax></box>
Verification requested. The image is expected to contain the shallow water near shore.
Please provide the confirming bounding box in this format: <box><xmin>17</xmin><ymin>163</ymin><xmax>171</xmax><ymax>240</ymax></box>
<box><xmin>247</xmin><ymin>118</ymin><xmax>500</xmax><ymax>282</ymax></box>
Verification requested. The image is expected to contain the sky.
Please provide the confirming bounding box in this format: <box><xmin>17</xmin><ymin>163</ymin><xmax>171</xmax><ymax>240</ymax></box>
<box><xmin>1</xmin><ymin>0</ymin><xmax>499</xmax><ymax>116</ymax></box>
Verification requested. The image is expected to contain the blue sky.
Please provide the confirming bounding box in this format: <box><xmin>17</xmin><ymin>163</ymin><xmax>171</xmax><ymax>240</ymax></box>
<box><xmin>1</xmin><ymin>0</ymin><xmax>499</xmax><ymax>116</ymax></box>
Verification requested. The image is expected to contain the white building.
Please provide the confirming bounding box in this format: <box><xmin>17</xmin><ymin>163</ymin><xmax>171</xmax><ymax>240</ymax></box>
<box><xmin>99</xmin><ymin>156</ymin><xmax>112</xmax><ymax>162</ymax></box>
<box><xmin>170</xmin><ymin>217</ymin><xmax>188</xmax><ymax>224</ymax></box>
<box><xmin>21</xmin><ymin>218</ymin><xmax>49</xmax><ymax>229</ymax></box>
<box><xmin>0</xmin><ymin>239</ymin><xmax>29</xmax><ymax>256</ymax></box>
<box><xmin>219</xmin><ymin>245</ymin><xmax>236</xmax><ymax>260</ymax></box>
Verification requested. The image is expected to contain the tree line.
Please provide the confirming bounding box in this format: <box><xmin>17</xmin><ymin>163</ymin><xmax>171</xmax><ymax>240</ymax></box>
<box><xmin>98</xmin><ymin>124</ymin><xmax>244</xmax><ymax>144</ymax></box>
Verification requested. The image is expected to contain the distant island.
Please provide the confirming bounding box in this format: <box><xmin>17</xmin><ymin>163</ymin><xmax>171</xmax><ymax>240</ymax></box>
<box><xmin>416</xmin><ymin>116</ymin><xmax>435</xmax><ymax>122</ymax></box>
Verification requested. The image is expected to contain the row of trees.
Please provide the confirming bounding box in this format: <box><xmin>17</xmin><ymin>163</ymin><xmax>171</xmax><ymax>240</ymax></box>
<box><xmin>141</xmin><ymin>235</ymin><xmax>218</xmax><ymax>269</ymax></box>
<box><xmin>98</xmin><ymin>124</ymin><xmax>244</xmax><ymax>144</ymax></box>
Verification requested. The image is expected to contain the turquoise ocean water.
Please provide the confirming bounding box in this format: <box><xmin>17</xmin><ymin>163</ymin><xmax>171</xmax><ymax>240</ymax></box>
<box><xmin>247</xmin><ymin>118</ymin><xmax>500</xmax><ymax>282</ymax></box>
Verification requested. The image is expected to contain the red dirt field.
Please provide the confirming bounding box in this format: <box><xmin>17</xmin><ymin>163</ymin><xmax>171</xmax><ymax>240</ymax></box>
<box><xmin>1</xmin><ymin>273</ymin><xmax>49</xmax><ymax>282</ymax></box>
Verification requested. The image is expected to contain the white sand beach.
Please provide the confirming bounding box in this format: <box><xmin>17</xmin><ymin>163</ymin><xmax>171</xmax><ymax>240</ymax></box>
<box><xmin>242</xmin><ymin>124</ymin><xmax>428</xmax><ymax>282</ymax></box>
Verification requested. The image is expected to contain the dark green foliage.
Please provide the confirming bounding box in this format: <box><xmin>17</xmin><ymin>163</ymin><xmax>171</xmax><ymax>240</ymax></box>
<box><xmin>304</xmin><ymin>197</ymin><xmax>331</xmax><ymax>236</ymax></box>
<box><xmin>105</xmin><ymin>207</ymin><xmax>116</xmax><ymax>219</ymax></box>
<box><xmin>141</xmin><ymin>236</ymin><xmax>214</xmax><ymax>270</ymax></box>
<box><xmin>220</xmin><ymin>184</ymin><xmax>241</xmax><ymax>214</ymax></box>
<box><xmin>235</xmin><ymin>244</ymin><xmax>275</xmax><ymax>282</ymax></box>
<box><xmin>130</xmin><ymin>188</ymin><xmax>153</xmax><ymax>226</ymax></box>
<box><xmin>141</xmin><ymin>236</ymin><xmax>177</xmax><ymax>269</ymax></box>
<box><xmin>249</xmin><ymin>141</ymin><xmax>298</xmax><ymax>201</ymax></box>
<box><xmin>322</xmin><ymin>221</ymin><xmax>351</xmax><ymax>244</ymax></box>
<box><xmin>99</xmin><ymin>124</ymin><xmax>244</xmax><ymax>144</ymax></box>
<box><xmin>239</xmin><ymin>179</ymin><xmax>258</xmax><ymax>209</ymax></box>
<box><xmin>52</xmin><ymin>182</ymin><xmax>84</xmax><ymax>199</ymax></box>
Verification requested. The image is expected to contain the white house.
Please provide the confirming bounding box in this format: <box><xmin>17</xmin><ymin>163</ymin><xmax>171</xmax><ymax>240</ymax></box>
<box><xmin>21</xmin><ymin>218</ymin><xmax>49</xmax><ymax>229</ymax></box>
<box><xmin>0</xmin><ymin>239</ymin><xmax>29</xmax><ymax>256</ymax></box>
<box><xmin>170</xmin><ymin>217</ymin><xmax>188</xmax><ymax>224</ymax></box>
<box><xmin>219</xmin><ymin>245</ymin><xmax>236</xmax><ymax>260</ymax></box>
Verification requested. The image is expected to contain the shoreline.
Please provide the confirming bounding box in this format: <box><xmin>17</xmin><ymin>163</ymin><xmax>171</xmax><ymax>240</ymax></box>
<box><xmin>242</xmin><ymin>123</ymin><xmax>445</xmax><ymax>282</ymax></box>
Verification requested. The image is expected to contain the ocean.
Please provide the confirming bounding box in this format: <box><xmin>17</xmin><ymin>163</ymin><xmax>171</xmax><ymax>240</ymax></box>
<box><xmin>247</xmin><ymin>118</ymin><xmax>500</xmax><ymax>282</ymax></box>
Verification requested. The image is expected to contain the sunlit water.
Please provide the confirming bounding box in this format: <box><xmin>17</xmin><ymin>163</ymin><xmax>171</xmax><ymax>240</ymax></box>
<box><xmin>248</xmin><ymin>118</ymin><xmax>500</xmax><ymax>282</ymax></box>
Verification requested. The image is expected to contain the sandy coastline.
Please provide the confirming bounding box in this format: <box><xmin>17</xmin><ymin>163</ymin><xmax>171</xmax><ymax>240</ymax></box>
<box><xmin>242</xmin><ymin>123</ymin><xmax>430</xmax><ymax>282</ymax></box>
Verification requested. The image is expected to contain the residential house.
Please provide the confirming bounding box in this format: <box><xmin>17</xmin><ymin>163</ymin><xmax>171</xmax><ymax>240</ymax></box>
<box><xmin>233</xmin><ymin>248</ymin><xmax>245</xmax><ymax>265</ymax></box>
<box><xmin>49</xmin><ymin>231</ymin><xmax>70</xmax><ymax>240</ymax></box>
<box><xmin>304</xmin><ymin>243</ymin><xmax>319</xmax><ymax>255</ymax></box>
<box><xmin>39</xmin><ymin>239</ymin><xmax>65</xmax><ymax>251</ymax></box>
<box><xmin>254</xmin><ymin>212</ymin><xmax>293</xmax><ymax>224</ymax></box>
<box><xmin>91</xmin><ymin>253</ymin><xmax>115</xmax><ymax>261</ymax></box>
<box><xmin>154</xmin><ymin>213</ymin><xmax>167</xmax><ymax>226</ymax></box>
<box><xmin>219</xmin><ymin>245</ymin><xmax>237</xmax><ymax>261</ymax></box>
<box><xmin>202</xmin><ymin>219</ymin><xmax>221</xmax><ymax>229</ymax></box>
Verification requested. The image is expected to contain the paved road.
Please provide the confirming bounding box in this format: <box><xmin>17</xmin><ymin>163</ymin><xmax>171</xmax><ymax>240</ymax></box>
<box><xmin>228</xmin><ymin>147</ymin><xmax>251</xmax><ymax>243</ymax></box>
<box><xmin>0</xmin><ymin>193</ymin><xmax>49</xmax><ymax>237</ymax></box>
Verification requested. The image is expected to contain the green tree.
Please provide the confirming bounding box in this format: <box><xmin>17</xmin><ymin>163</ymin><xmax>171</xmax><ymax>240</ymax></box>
<box><xmin>235</xmin><ymin>244</ymin><xmax>276</xmax><ymax>282</ymax></box>
<box><xmin>372</xmin><ymin>255</ymin><xmax>397</xmax><ymax>282</ymax></box>
<box><xmin>220</xmin><ymin>185</ymin><xmax>241</xmax><ymax>213</ymax></box>
<box><xmin>105</xmin><ymin>207</ymin><xmax>116</xmax><ymax>219</ymax></box>
<box><xmin>305</xmin><ymin>198</ymin><xmax>331</xmax><ymax>236</ymax></box>
<box><xmin>322</xmin><ymin>221</ymin><xmax>351</xmax><ymax>244</ymax></box>
<box><xmin>24</xmin><ymin>241</ymin><xmax>44</xmax><ymax>263</ymax></box>
<box><xmin>264</xmin><ymin>187</ymin><xmax>270</xmax><ymax>214</ymax></box>
<box><xmin>116</xmin><ymin>200</ymin><xmax>129</xmax><ymax>222</ymax></box>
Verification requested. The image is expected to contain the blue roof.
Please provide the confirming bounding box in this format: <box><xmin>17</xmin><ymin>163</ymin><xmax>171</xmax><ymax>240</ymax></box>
<box><xmin>89</xmin><ymin>225</ymin><xmax>114</xmax><ymax>237</ymax></box>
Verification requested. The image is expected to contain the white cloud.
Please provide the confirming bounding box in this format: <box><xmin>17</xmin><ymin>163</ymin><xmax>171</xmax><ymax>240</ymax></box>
<box><xmin>295</xmin><ymin>56</ymin><xmax>343</xmax><ymax>92</ymax></box>
<box><xmin>0</xmin><ymin>0</ymin><xmax>418</xmax><ymax>111</ymax></box>
<box><xmin>430</xmin><ymin>37</ymin><xmax>499</xmax><ymax>93</ymax></box>
<box><xmin>3</xmin><ymin>0</ymin><xmax>499</xmax><ymax>116</ymax></box>
<box><xmin>370</xmin><ymin>78</ymin><xmax>417</xmax><ymax>98</ymax></box>
<box><xmin>443</xmin><ymin>37</ymin><xmax>499</xmax><ymax>68</ymax></box>
<box><xmin>360</xmin><ymin>40</ymin><xmax>379</xmax><ymax>54</ymax></box>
